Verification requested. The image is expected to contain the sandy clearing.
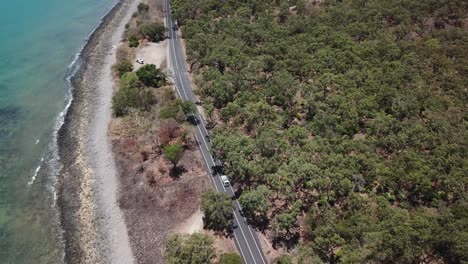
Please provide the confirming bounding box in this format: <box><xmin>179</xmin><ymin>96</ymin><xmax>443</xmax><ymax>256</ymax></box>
<box><xmin>175</xmin><ymin>208</ymin><xmax>204</xmax><ymax>234</ymax></box>
<box><xmin>133</xmin><ymin>41</ymin><xmax>167</xmax><ymax>70</ymax></box>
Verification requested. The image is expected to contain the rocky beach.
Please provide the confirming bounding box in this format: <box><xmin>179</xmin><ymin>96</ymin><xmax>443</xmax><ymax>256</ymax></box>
<box><xmin>57</xmin><ymin>0</ymin><xmax>137</xmax><ymax>263</ymax></box>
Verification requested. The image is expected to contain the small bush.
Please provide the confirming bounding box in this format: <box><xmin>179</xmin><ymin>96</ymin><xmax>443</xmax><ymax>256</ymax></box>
<box><xmin>159</xmin><ymin>100</ymin><xmax>183</xmax><ymax>120</ymax></box>
<box><xmin>218</xmin><ymin>253</ymin><xmax>243</xmax><ymax>264</ymax></box>
<box><xmin>165</xmin><ymin>234</ymin><xmax>214</xmax><ymax>264</ymax></box>
<box><xmin>136</xmin><ymin>64</ymin><xmax>166</xmax><ymax>87</ymax></box>
<box><xmin>273</xmin><ymin>255</ymin><xmax>292</xmax><ymax>264</ymax></box>
<box><xmin>137</xmin><ymin>3</ymin><xmax>149</xmax><ymax>13</ymax></box>
<box><xmin>128</xmin><ymin>34</ymin><xmax>139</xmax><ymax>48</ymax></box>
<box><xmin>112</xmin><ymin>59</ymin><xmax>133</xmax><ymax>77</ymax></box>
<box><xmin>112</xmin><ymin>86</ymin><xmax>139</xmax><ymax>117</ymax></box>
<box><xmin>139</xmin><ymin>22</ymin><xmax>165</xmax><ymax>42</ymax></box>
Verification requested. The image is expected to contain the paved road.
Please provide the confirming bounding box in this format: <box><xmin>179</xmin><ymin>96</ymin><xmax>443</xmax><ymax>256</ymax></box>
<box><xmin>164</xmin><ymin>1</ymin><xmax>268</xmax><ymax>263</ymax></box>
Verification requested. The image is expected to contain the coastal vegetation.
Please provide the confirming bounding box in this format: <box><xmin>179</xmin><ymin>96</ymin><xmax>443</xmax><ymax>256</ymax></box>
<box><xmin>125</xmin><ymin>2</ymin><xmax>165</xmax><ymax>47</ymax></box>
<box><xmin>165</xmin><ymin>233</ymin><xmax>243</xmax><ymax>264</ymax></box>
<box><xmin>139</xmin><ymin>21</ymin><xmax>166</xmax><ymax>42</ymax></box>
<box><xmin>111</xmin><ymin>65</ymin><xmax>164</xmax><ymax>117</ymax></box>
<box><xmin>128</xmin><ymin>34</ymin><xmax>139</xmax><ymax>48</ymax></box>
<box><xmin>165</xmin><ymin>233</ymin><xmax>215</xmax><ymax>264</ymax></box>
<box><xmin>172</xmin><ymin>0</ymin><xmax>468</xmax><ymax>262</ymax></box>
<box><xmin>112</xmin><ymin>59</ymin><xmax>133</xmax><ymax>77</ymax></box>
<box><xmin>136</xmin><ymin>64</ymin><xmax>166</xmax><ymax>87</ymax></box>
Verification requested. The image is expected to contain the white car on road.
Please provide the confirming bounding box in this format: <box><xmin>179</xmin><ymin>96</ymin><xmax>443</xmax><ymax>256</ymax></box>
<box><xmin>136</xmin><ymin>58</ymin><xmax>144</xmax><ymax>64</ymax></box>
<box><xmin>220</xmin><ymin>175</ymin><xmax>230</xmax><ymax>187</ymax></box>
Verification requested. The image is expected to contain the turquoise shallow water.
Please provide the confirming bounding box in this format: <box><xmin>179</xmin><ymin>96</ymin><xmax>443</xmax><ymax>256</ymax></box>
<box><xmin>0</xmin><ymin>0</ymin><xmax>115</xmax><ymax>262</ymax></box>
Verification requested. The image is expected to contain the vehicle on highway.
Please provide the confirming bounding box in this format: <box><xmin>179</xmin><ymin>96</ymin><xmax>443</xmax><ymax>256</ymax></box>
<box><xmin>220</xmin><ymin>175</ymin><xmax>230</xmax><ymax>187</ymax></box>
<box><xmin>211</xmin><ymin>163</ymin><xmax>223</xmax><ymax>176</ymax></box>
<box><xmin>195</xmin><ymin>100</ymin><xmax>202</xmax><ymax>105</ymax></box>
<box><xmin>136</xmin><ymin>58</ymin><xmax>144</xmax><ymax>64</ymax></box>
<box><xmin>205</xmin><ymin>135</ymin><xmax>211</xmax><ymax>142</ymax></box>
<box><xmin>186</xmin><ymin>115</ymin><xmax>199</xmax><ymax>125</ymax></box>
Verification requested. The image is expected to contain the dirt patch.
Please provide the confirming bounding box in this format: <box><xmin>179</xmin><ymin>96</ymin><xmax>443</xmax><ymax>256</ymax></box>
<box><xmin>133</xmin><ymin>41</ymin><xmax>167</xmax><ymax>70</ymax></box>
<box><xmin>111</xmin><ymin>109</ymin><xmax>210</xmax><ymax>263</ymax></box>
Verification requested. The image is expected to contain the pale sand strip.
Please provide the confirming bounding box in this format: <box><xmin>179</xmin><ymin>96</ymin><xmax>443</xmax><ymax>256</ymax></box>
<box><xmin>88</xmin><ymin>0</ymin><xmax>139</xmax><ymax>263</ymax></box>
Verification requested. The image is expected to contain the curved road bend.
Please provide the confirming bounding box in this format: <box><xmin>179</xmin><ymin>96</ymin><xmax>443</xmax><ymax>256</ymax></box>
<box><xmin>163</xmin><ymin>0</ymin><xmax>268</xmax><ymax>263</ymax></box>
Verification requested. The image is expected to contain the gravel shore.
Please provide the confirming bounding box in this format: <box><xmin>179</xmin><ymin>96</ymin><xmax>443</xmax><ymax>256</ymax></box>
<box><xmin>57</xmin><ymin>0</ymin><xmax>138</xmax><ymax>263</ymax></box>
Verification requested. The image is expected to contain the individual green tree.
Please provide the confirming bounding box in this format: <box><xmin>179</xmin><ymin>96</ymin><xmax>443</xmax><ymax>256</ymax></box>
<box><xmin>201</xmin><ymin>191</ymin><xmax>234</xmax><ymax>233</ymax></box>
<box><xmin>181</xmin><ymin>101</ymin><xmax>197</xmax><ymax>115</ymax></box>
<box><xmin>139</xmin><ymin>22</ymin><xmax>166</xmax><ymax>42</ymax></box>
<box><xmin>128</xmin><ymin>34</ymin><xmax>139</xmax><ymax>48</ymax></box>
<box><xmin>165</xmin><ymin>233</ymin><xmax>215</xmax><ymax>264</ymax></box>
<box><xmin>136</xmin><ymin>64</ymin><xmax>166</xmax><ymax>87</ymax></box>
<box><xmin>112</xmin><ymin>87</ymin><xmax>138</xmax><ymax>116</ymax></box>
<box><xmin>111</xmin><ymin>72</ymin><xmax>140</xmax><ymax>116</ymax></box>
<box><xmin>164</xmin><ymin>143</ymin><xmax>183</xmax><ymax>169</ymax></box>
<box><xmin>112</xmin><ymin>59</ymin><xmax>133</xmax><ymax>77</ymax></box>
<box><xmin>239</xmin><ymin>185</ymin><xmax>271</xmax><ymax>227</ymax></box>
<box><xmin>218</xmin><ymin>253</ymin><xmax>243</xmax><ymax>264</ymax></box>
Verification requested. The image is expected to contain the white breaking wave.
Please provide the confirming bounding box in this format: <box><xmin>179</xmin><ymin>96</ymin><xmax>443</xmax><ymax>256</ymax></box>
<box><xmin>28</xmin><ymin>158</ymin><xmax>44</xmax><ymax>185</ymax></box>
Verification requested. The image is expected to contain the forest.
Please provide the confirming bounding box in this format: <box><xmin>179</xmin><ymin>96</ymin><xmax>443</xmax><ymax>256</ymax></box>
<box><xmin>171</xmin><ymin>0</ymin><xmax>467</xmax><ymax>263</ymax></box>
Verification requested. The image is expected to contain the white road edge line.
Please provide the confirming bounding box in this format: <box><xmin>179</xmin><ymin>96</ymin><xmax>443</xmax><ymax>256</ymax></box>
<box><xmin>166</xmin><ymin>1</ymin><xmax>255</xmax><ymax>262</ymax></box>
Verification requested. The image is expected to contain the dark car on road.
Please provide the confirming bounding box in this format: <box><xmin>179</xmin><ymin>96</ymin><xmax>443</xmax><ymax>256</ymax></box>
<box><xmin>186</xmin><ymin>115</ymin><xmax>199</xmax><ymax>125</ymax></box>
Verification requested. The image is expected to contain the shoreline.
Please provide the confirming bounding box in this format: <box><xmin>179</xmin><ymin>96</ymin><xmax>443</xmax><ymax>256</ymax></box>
<box><xmin>57</xmin><ymin>0</ymin><xmax>137</xmax><ymax>263</ymax></box>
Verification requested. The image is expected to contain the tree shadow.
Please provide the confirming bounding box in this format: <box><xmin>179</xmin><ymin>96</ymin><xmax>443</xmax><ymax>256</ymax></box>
<box><xmin>203</xmin><ymin>219</ymin><xmax>234</xmax><ymax>238</ymax></box>
<box><xmin>272</xmin><ymin>232</ymin><xmax>300</xmax><ymax>250</ymax></box>
<box><xmin>169</xmin><ymin>165</ymin><xmax>187</xmax><ymax>178</ymax></box>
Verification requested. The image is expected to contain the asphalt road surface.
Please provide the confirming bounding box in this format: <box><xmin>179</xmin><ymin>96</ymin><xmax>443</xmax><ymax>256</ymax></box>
<box><xmin>164</xmin><ymin>0</ymin><xmax>268</xmax><ymax>263</ymax></box>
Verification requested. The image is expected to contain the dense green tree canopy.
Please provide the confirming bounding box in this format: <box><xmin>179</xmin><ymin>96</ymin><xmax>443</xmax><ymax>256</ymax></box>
<box><xmin>173</xmin><ymin>0</ymin><xmax>468</xmax><ymax>262</ymax></box>
<box><xmin>136</xmin><ymin>64</ymin><xmax>166</xmax><ymax>88</ymax></box>
<box><xmin>139</xmin><ymin>21</ymin><xmax>166</xmax><ymax>42</ymax></box>
<box><xmin>201</xmin><ymin>191</ymin><xmax>234</xmax><ymax>233</ymax></box>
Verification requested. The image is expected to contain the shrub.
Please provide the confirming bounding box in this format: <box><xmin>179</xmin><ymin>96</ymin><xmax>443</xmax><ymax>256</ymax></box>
<box><xmin>273</xmin><ymin>255</ymin><xmax>292</xmax><ymax>264</ymax></box>
<box><xmin>159</xmin><ymin>100</ymin><xmax>183</xmax><ymax>120</ymax></box>
<box><xmin>139</xmin><ymin>22</ymin><xmax>165</xmax><ymax>42</ymax></box>
<box><xmin>218</xmin><ymin>253</ymin><xmax>243</xmax><ymax>264</ymax></box>
<box><xmin>165</xmin><ymin>233</ymin><xmax>214</xmax><ymax>264</ymax></box>
<box><xmin>158</xmin><ymin>119</ymin><xmax>180</xmax><ymax>146</ymax></box>
<box><xmin>112</xmin><ymin>59</ymin><xmax>133</xmax><ymax>77</ymax></box>
<box><xmin>112</xmin><ymin>85</ymin><xmax>139</xmax><ymax>117</ymax></box>
<box><xmin>137</xmin><ymin>3</ymin><xmax>149</xmax><ymax>13</ymax></box>
<box><xmin>136</xmin><ymin>64</ymin><xmax>166</xmax><ymax>87</ymax></box>
<box><xmin>128</xmin><ymin>34</ymin><xmax>139</xmax><ymax>48</ymax></box>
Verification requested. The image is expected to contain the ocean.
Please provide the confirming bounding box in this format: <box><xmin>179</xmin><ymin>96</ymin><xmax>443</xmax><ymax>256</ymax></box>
<box><xmin>0</xmin><ymin>0</ymin><xmax>116</xmax><ymax>263</ymax></box>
